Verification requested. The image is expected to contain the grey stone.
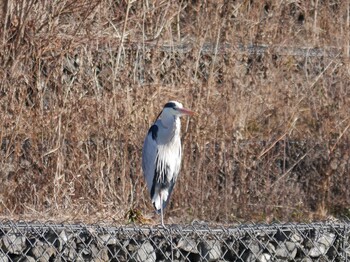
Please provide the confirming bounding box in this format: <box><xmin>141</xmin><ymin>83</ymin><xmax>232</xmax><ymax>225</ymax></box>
<box><xmin>291</xmin><ymin>233</ymin><xmax>303</xmax><ymax>243</ymax></box>
<box><xmin>345</xmin><ymin>245</ymin><xmax>350</xmax><ymax>257</ymax></box>
<box><xmin>249</xmin><ymin>240</ymin><xmax>261</xmax><ymax>256</ymax></box>
<box><xmin>242</xmin><ymin>240</ymin><xmax>262</xmax><ymax>262</ymax></box>
<box><xmin>275</xmin><ymin>241</ymin><xmax>297</xmax><ymax>260</ymax></box>
<box><xmin>62</xmin><ymin>243</ymin><xmax>84</xmax><ymax>262</ymax></box>
<box><xmin>55</xmin><ymin>230</ymin><xmax>73</xmax><ymax>252</ymax></box>
<box><xmin>23</xmin><ymin>256</ymin><xmax>36</xmax><ymax>262</ymax></box>
<box><xmin>301</xmin><ymin>258</ymin><xmax>313</xmax><ymax>262</ymax></box>
<box><xmin>134</xmin><ymin>241</ymin><xmax>156</xmax><ymax>262</ymax></box>
<box><xmin>177</xmin><ymin>238</ymin><xmax>199</xmax><ymax>253</ymax></box>
<box><xmin>30</xmin><ymin>240</ymin><xmax>56</xmax><ymax>262</ymax></box>
<box><xmin>244</xmin><ymin>253</ymin><xmax>256</xmax><ymax>262</ymax></box>
<box><xmin>59</xmin><ymin>230</ymin><xmax>69</xmax><ymax>243</ymax></box>
<box><xmin>99</xmin><ymin>234</ymin><xmax>118</xmax><ymax>246</ymax></box>
<box><xmin>258</xmin><ymin>253</ymin><xmax>272</xmax><ymax>262</ymax></box>
<box><xmin>80</xmin><ymin>243</ymin><xmax>91</xmax><ymax>256</ymax></box>
<box><xmin>309</xmin><ymin>244</ymin><xmax>326</xmax><ymax>257</ymax></box>
<box><xmin>199</xmin><ymin>240</ymin><xmax>222</xmax><ymax>261</ymax></box>
<box><xmin>2</xmin><ymin>234</ymin><xmax>26</xmax><ymax>255</ymax></box>
<box><xmin>317</xmin><ymin>232</ymin><xmax>336</xmax><ymax>246</ymax></box>
<box><xmin>90</xmin><ymin>243</ymin><xmax>109</xmax><ymax>262</ymax></box>
<box><xmin>0</xmin><ymin>251</ymin><xmax>9</xmax><ymax>262</ymax></box>
<box><xmin>308</xmin><ymin>232</ymin><xmax>335</xmax><ymax>257</ymax></box>
<box><xmin>275</xmin><ymin>245</ymin><xmax>288</xmax><ymax>259</ymax></box>
<box><xmin>172</xmin><ymin>249</ymin><xmax>181</xmax><ymax>259</ymax></box>
<box><xmin>222</xmin><ymin>239</ymin><xmax>239</xmax><ymax>260</ymax></box>
<box><xmin>51</xmin><ymin>258</ymin><xmax>63</xmax><ymax>262</ymax></box>
<box><xmin>266</xmin><ymin>242</ymin><xmax>275</xmax><ymax>254</ymax></box>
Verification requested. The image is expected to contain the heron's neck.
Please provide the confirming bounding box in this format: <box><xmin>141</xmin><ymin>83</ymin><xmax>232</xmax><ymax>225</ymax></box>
<box><xmin>160</xmin><ymin>112</ymin><xmax>175</xmax><ymax>128</ymax></box>
<box><xmin>159</xmin><ymin>113</ymin><xmax>180</xmax><ymax>142</ymax></box>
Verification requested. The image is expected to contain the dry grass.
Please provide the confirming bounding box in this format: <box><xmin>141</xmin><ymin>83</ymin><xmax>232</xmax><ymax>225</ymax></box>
<box><xmin>0</xmin><ymin>0</ymin><xmax>349</xmax><ymax>224</ymax></box>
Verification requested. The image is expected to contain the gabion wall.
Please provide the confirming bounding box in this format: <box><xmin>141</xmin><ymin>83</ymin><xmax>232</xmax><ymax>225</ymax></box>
<box><xmin>0</xmin><ymin>220</ymin><xmax>349</xmax><ymax>261</ymax></box>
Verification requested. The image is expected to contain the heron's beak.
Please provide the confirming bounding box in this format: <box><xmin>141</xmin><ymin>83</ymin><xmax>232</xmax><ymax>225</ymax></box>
<box><xmin>178</xmin><ymin>107</ymin><xmax>194</xmax><ymax>116</ymax></box>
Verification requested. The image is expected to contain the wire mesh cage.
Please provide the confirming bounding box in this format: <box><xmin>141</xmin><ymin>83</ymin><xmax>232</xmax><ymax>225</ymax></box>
<box><xmin>0</xmin><ymin>220</ymin><xmax>349</xmax><ymax>261</ymax></box>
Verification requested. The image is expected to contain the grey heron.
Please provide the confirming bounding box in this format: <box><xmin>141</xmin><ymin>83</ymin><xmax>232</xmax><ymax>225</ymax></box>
<box><xmin>142</xmin><ymin>101</ymin><xmax>194</xmax><ymax>226</ymax></box>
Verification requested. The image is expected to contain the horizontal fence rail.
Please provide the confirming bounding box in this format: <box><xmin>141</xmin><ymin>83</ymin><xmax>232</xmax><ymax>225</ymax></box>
<box><xmin>129</xmin><ymin>42</ymin><xmax>342</xmax><ymax>57</ymax></box>
<box><xmin>0</xmin><ymin>220</ymin><xmax>349</xmax><ymax>261</ymax></box>
<box><xmin>53</xmin><ymin>34</ymin><xmax>344</xmax><ymax>57</ymax></box>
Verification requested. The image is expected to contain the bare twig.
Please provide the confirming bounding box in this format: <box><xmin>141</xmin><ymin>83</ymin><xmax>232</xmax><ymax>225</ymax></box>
<box><xmin>114</xmin><ymin>0</ymin><xmax>133</xmax><ymax>78</ymax></box>
<box><xmin>271</xmin><ymin>148</ymin><xmax>313</xmax><ymax>188</ymax></box>
<box><xmin>329</xmin><ymin>121</ymin><xmax>350</xmax><ymax>155</ymax></box>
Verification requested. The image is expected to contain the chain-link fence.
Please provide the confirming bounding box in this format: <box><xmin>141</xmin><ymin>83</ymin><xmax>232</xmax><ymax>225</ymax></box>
<box><xmin>0</xmin><ymin>220</ymin><xmax>349</xmax><ymax>261</ymax></box>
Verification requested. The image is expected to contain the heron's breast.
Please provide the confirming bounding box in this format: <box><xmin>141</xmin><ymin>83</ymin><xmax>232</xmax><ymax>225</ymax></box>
<box><xmin>158</xmin><ymin>139</ymin><xmax>181</xmax><ymax>165</ymax></box>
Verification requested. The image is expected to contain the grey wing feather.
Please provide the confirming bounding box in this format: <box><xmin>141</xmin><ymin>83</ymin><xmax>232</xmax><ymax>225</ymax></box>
<box><xmin>142</xmin><ymin>129</ymin><xmax>158</xmax><ymax>194</ymax></box>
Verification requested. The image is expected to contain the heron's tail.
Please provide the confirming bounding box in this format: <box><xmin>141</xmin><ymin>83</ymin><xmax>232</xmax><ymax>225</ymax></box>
<box><xmin>152</xmin><ymin>184</ymin><xmax>174</xmax><ymax>213</ymax></box>
<box><xmin>152</xmin><ymin>190</ymin><xmax>168</xmax><ymax>213</ymax></box>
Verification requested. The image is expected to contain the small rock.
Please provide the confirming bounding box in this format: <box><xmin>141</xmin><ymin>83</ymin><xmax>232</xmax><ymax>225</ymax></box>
<box><xmin>59</xmin><ymin>230</ymin><xmax>69</xmax><ymax>243</ymax></box>
<box><xmin>276</xmin><ymin>241</ymin><xmax>297</xmax><ymax>259</ymax></box>
<box><xmin>134</xmin><ymin>241</ymin><xmax>156</xmax><ymax>262</ymax></box>
<box><xmin>99</xmin><ymin>234</ymin><xmax>118</xmax><ymax>246</ymax></box>
<box><xmin>244</xmin><ymin>253</ymin><xmax>256</xmax><ymax>262</ymax></box>
<box><xmin>54</xmin><ymin>231</ymin><xmax>64</xmax><ymax>252</ymax></box>
<box><xmin>24</xmin><ymin>255</ymin><xmax>36</xmax><ymax>262</ymax></box>
<box><xmin>172</xmin><ymin>249</ymin><xmax>181</xmax><ymax>260</ymax></box>
<box><xmin>52</xmin><ymin>258</ymin><xmax>63</xmax><ymax>262</ymax></box>
<box><xmin>308</xmin><ymin>232</ymin><xmax>335</xmax><ymax>257</ymax></box>
<box><xmin>90</xmin><ymin>244</ymin><xmax>109</xmax><ymax>262</ymax></box>
<box><xmin>242</xmin><ymin>240</ymin><xmax>262</xmax><ymax>262</ymax></box>
<box><xmin>291</xmin><ymin>233</ymin><xmax>303</xmax><ymax>243</ymax></box>
<box><xmin>249</xmin><ymin>240</ymin><xmax>261</xmax><ymax>256</ymax></box>
<box><xmin>177</xmin><ymin>238</ymin><xmax>199</xmax><ymax>254</ymax></box>
<box><xmin>0</xmin><ymin>251</ymin><xmax>9</xmax><ymax>262</ymax></box>
<box><xmin>301</xmin><ymin>258</ymin><xmax>313</xmax><ymax>262</ymax></box>
<box><xmin>62</xmin><ymin>244</ymin><xmax>84</xmax><ymax>262</ymax></box>
<box><xmin>266</xmin><ymin>243</ymin><xmax>275</xmax><ymax>254</ymax></box>
<box><xmin>31</xmin><ymin>241</ymin><xmax>56</xmax><ymax>262</ymax></box>
<box><xmin>317</xmin><ymin>232</ymin><xmax>336</xmax><ymax>247</ymax></box>
<box><xmin>285</xmin><ymin>241</ymin><xmax>297</xmax><ymax>255</ymax></box>
<box><xmin>258</xmin><ymin>253</ymin><xmax>271</xmax><ymax>262</ymax></box>
<box><xmin>2</xmin><ymin>234</ymin><xmax>26</xmax><ymax>255</ymax></box>
<box><xmin>345</xmin><ymin>246</ymin><xmax>350</xmax><ymax>257</ymax></box>
<box><xmin>275</xmin><ymin>246</ymin><xmax>288</xmax><ymax>259</ymax></box>
<box><xmin>309</xmin><ymin>245</ymin><xmax>326</xmax><ymax>257</ymax></box>
<box><xmin>199</xmin><ymin>240</ymin><xmax>222</xmax><ymax>261</ymax></box>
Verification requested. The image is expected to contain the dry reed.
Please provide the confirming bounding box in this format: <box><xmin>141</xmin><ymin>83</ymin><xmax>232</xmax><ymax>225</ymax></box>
<box><xmin>0</xmin><ymin>0</ymin><xmax>349</xmax><ymax>224</ymax></box>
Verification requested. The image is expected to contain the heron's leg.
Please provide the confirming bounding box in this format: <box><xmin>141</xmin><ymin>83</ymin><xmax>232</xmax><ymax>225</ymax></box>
<box><xmin>160</xmin><ymin>192</ymin><xmax>165</xmax><ymax>228</ymax></box>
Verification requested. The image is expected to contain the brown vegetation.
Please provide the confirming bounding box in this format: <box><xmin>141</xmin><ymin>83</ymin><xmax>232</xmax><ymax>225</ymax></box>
<box><xmin>0</xmin><ymin>0</ymin><xmax>349</xmax><ymax>224</ymax></box>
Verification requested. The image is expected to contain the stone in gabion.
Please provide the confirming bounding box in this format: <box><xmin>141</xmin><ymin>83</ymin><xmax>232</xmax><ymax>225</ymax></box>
<box><xmin>276</xmin><ymin>241</ymin><xmax>297</xmax><ymax>260</ymax></box>
<box><xmin>2</xmin><ymin>234</ymin><xmax>26</xmax><ymax>255</ymax></box>
<box><xmin>177</xmin><ymin>238</ymin><xmax>199</xmax><ymax>253</ymax></box>
<box><xmin>308</xmin><ymin>232</ymin><xmax>335</xmax><ymax>257</ymax></box>
<box><xmin>30</xmin><ymin>240</ymin><xmax>56</xmax><ymax>262</ymax></box>
<box><xmin>134</xmin><ymin>241</ymin><xmax>156</xmax><ymax>262</ymax></box>
<box><xmin>0</xmin><ymin>251</ymin><xmax>8</xmax><ymax>262</ymax></box>
<box><xmin>199</xmin><ymin>240</ymin><xmax>222</xmax><ymax>261</ymax></box>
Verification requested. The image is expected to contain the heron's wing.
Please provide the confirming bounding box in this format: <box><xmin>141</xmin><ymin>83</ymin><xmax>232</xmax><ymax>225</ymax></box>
<box><xmin>142</xmin><ymin>125</ymin><xmax>159</xmax><ymax>193</ymax></box>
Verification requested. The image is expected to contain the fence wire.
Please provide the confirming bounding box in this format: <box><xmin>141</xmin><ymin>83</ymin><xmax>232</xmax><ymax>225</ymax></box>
<box><xmin>0</xmin><ymin>220</ymin><xmax>349</xmax><ymax>261</ymax></box>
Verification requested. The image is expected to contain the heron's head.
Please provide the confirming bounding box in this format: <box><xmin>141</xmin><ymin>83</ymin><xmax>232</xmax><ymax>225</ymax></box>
<box><xmin>162</xmin><ymin>101</ymin><xmax>194</xmax><ymax>117</ymax></box>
